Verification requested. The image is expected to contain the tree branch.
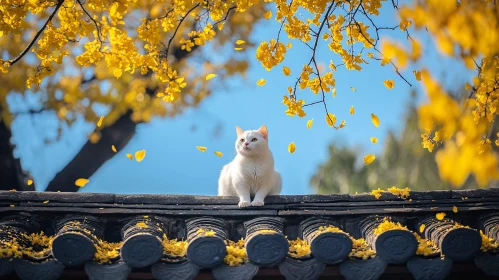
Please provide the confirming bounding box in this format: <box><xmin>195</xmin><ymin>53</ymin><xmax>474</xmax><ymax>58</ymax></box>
<box><xmin>9</xmin><ymin>0</ymin><xmax>64</xmax><ymax>66</ymax></box>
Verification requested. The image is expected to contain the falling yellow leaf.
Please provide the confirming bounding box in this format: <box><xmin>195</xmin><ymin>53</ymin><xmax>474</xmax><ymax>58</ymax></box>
<box><xmin>43</xmin><ymin>200</ymin><xmax>49</xmax><ymax>204</ymax></box>
<box><xmin>452</xmin><ymin>206</ymin><xmax>458</xmax><ymax>213</ymax></box>
<box><xmin>288</xmin><ymin>142</ymin><xmax>296</xmax><ymax>154</ymax></box>
<box><xmin>256</xmin><ymin>79</ymin><xmax>267</xmax><ymax>86</ymax></box>
<box><xmin>75</xmin><ymin>178</ymin><xmax>89</xmax><ymax>187</ymax></box>
<box><xmin>234</xmin><ymin>47</ymin><xmax>243</xmax><ymax>51</ymax></box>
<box><xmin>364</xmin><ymin>154</ymin><xmax>376</xmax><ymax>165</ymax></box>
<box><xmin>126</xmin><ymin>153</ymin><xmax>133</xmax><ymax>160</ymax></box>
<box><xmin>371</xmin><ymin>113</ymin><xmax>380</xmax><ymax>128</ymax></box>
<box><xmin>205</xmin><ymin>74</ymin><xmax>217</xmax><ymax>80</ymax></box>
<box><xmin>282</xmin><ymin>66</ymin><xmax>291</xmax><ymax>76</ymax></box>
<box><xmin>264</xmin><ymin>10</ymin><xmax>272</xmax><ymax>20</ymax></box>
<box><xmin>371</xmin><ymin>137</ymin><xmax>378</xmax><ymax>144</ymax></box>
<box><xmin>419</xmin><ymin>224</ymin><xmax>425</xmax><ymax>233</ymax></box>
<box><xmin>326</xmin><ymin>113</ymin><xmax>336</xmax><ymax>127</ymax></box>
<box><xmin>413</xmin><ymin>70</ymin><xmax>421</xmax><ymax>81</ymax></box>
<box><xmin>350</xmin><ymin>86</ymin><xmax>356</xmax><ymax>92</ymax></box>
<box><xmin>135</xmin><ymin>149</ymin><xmax>146</xmax><ymax>162</ymax></box>
<box><xmin>383</xmin><ymin>80</ymin><xmax>395</xmax><ymax>89</ymax></box>
<box><xmin>27</xmin><ymin>179</ymin><xmax>33</xmax><ymax>186</ymax></box>
<box><xmin>214</xmin><ymin>151</ymin><xmax>223</xmax><ymax>157</ymax></box>
<box><xmin>89</xmin><ymin>132</ymin><xmax>101</xmax><ymax>144</ymax></box>
<box><xmin>196</xmin><ymin>146</ymin><xmax>207</xmax><ymax>152</ymax></box>
<box><xmin>112</xmin><ymin>145</ymin><xmax>117</xmax><ymax>153</ymax></box>
<box><xmin>306</xmin><ymin>119</ymin><xmax>313</xmax><ymax>129</ymax></box>
<box><xmin>436</xmin><ymin>212</ymin><xmax>446</xmax><ymax>220</ymax></box>
<box><xmin>332</xmin><ymin>88</ymin><xmax>337</xmax><ymax>97</ymax></box>
<box><xmin>97</xmin><ymin>116</ymin><xmax>104</xmax><ymax>127</ymax></box>
<box><xmin>236</xmin><ymin>40</ymin><xmax>245</xmax><ymax>45</ymax></box>
<box><xmin>349</xmin><ymin>106</ymin><xmax>354</xmax><ymax>115</ymax></box>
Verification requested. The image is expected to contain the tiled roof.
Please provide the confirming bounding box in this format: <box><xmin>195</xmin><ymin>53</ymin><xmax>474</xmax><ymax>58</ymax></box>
<box><xmin>0</xmin><ymin>188</ymin><xmax>499</xmax><ymax>280</ymax></box>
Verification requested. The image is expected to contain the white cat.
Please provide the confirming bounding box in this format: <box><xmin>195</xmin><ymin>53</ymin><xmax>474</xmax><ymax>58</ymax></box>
<box><xmin>218</xmin><ymin>125</ymin><xmax>282</xmax><ymax>208</ymax></box>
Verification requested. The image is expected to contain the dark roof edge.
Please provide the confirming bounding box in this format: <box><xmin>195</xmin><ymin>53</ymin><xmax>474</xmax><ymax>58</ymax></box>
<box><xmin>1</xmin><ymin>188</ymin><xmax>498</xmax><ymax>204</ymax></box>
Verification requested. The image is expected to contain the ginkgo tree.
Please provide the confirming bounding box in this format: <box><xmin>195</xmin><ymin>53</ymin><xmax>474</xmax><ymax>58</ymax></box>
<box><xmin>1</xmin><ymin>0</ymin><xmax>498</xmax><ymax>191</ymax></box>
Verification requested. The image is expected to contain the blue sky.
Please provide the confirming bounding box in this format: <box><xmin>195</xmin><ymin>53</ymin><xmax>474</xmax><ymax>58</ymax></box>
<box><xmin>11</xmin><ymin>2</ymin><xmax>474</xmax><ymax>195</ymax></box>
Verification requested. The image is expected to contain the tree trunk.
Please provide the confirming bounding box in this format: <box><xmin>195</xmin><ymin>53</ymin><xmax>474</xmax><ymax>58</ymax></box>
<box><xmin>44</xmin><ymin>45</ymin><xmax>199</xmax><ymax>192</ymax></box>
<box><xmin>45</xmin><ymin>110</ymin><xmax>137</xmax><ymax>192</ymax></box>
<box><xmin>0</xmin><ymin>120</ymin><xmax>34</xmax><ymax>191</ymax></box>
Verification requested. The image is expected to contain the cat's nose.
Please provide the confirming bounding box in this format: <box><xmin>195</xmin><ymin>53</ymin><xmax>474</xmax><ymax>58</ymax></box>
<box><xmin>244</xmin><ymin>142</ymin><xmax>249</xmax><ymax>146</ymax></box>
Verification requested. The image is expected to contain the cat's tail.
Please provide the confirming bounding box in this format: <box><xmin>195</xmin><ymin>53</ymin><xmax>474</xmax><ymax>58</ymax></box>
<box><xmin>271</xmin><ymin>170</ymin><xmax>282</xmax><ymax>195</ymax></box>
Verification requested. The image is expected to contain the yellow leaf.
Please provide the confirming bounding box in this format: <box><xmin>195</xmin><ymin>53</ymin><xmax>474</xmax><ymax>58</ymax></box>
<box><xmin>196</xmin><ymin>146</ymin><xmax>207</xmax><ymax>152</ymax></box>
<box><xmin>75</xmin><ymin>178</ymin><xmax>89</xmax><ymax>187</ymax></box>
<box><xmin>113</xmin><ymin>68</ymin><xmax>122</xmax><ymax>78</ymax></box>
<box><xmin>43</xmin><ymin>200</ymin><xmax>49</xmax><ymax>204</ymax></box>
<box><xmin>264</xmin><ymin>10</ymin><xmax>272</xmax><ymax>20</ymax></box>
<box><xmin>205</xmin><ymin>74</ymin><xmax>217</xmax><ymax>80</ymax></box>
<box><xmin>364</xmin><ymin>154</ymin><xmax>376</xmax><ymax>165</ymax></box>
<box><xmin>288</xmin><ymin>142</ymin><xmax>296</xmax><ymax>154</ymax></box>
<box><xmin>332</xmin><ymin>88</ymin><xmax>337</xmax><ymax>97</ymax></box>
<box><xmin>350</xmin><ymin>86</ymin><xmax>356</xmax><ymax>92</ymax></box>
<box><xmin>126</xmin><ymin>153</ymin><xmax>133</xmax><ymax>160</ymax></box>
<box><xmin>349</xmin><ymin>106</ymin><xmax>354</xmax><ymax>115</ymax></box>
<box><xmin>27</xmin><ymin>179</ymin><xmax>33</xmax><ymax>186</ymax></box>
<box><xmin>236</xmin><ymin>40</ymin><xmax>245</xmax><ymax>45</ymax></box>
<box><xmin>371</xmin><ymin>137</ymin><xmax>378</xmax><ymax>144</ymax></box>
<box><xmin>452</xmin><ymin>206</ymin><xmax>458</xmax><ymax>213</ymax></box>
<box><xmin>97</xmin><ymin>116</ymin><xmax>104</xmax><ymax>127</ymax></box>
<box><xmin>419</xmin><ymin>224</ymin><xmax>425</xmax><ymax>233</ymax></box>
<box><xmin>371</xmin><ymin>113</ymin><xmax>380</xmax><ymax>128</ymax></box>
<box><xmin>464</xmin><ymin>82</ymin><xmax>471</xmax><ymax>91</ymax></box>
<box><xmin>256</xmin><ymin>79</ymin><xmax>267</xmax><ymax>86</ymax></box>
<box><xmin>282</xmin><ymin>66</ymin><xmax>291</xmax><ymax>76</ymax></box>
<box><xmin>367</xmin><ymin>52</ymin><xmax>374</xmax><ymax>58</ymax></box>
<box><xmin>413</xmin><ymin>70</ymin><xmax>421</xmax><ymax>81</ymax></box>
<box><xmin>135</xmin><ymin>149</ymin><xmax>146</xmax><ymax>162</ymax></box>
<box><xmin>214</xmin><ymin>151</ymin><xmax>223</xmax><ymax>157</ymax></box>
<box><xmin>306</xmin><ymin>119</ymin><xmax>313</xmax><ymax>129</ymax></box>
<box><xmin>339</xmin><ymin>120</ymin><xmax>346</xmax><ymax>128</ymax></box>
<box><xmin>287</xmin><ymin>42</ymin><xmax>292</xmax><ymax>48</ymax></box>
<box><xmin>112</xmin><ymin>145</ymin><xmax>117</xmax><ymax>153</ymax></box>
<box><xmin>234</xmin><ymin>47</ymin><xmax>243</xmax><ymax>51</ymax></box>
<box><xmin>383</xmin><ymin>80</ymin><xmax>395</xmax><ymax>89</ymax></box>
<box><xmin>436</xmin><ymin>212</ymin><xmax>446</xmax><ymax>220</ymax></box>
<box><xmin>326</xmin><ymin>113</ymin><xmax>336</xmax><ymax>127</ymax></box>
<box><xmin>89</xmin><ymin>132</ymin><xmax>101</xmax><ymax>144</ymax></box>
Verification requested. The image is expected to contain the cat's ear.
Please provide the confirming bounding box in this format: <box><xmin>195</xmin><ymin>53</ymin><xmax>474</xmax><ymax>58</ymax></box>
<box><xmin>236</xmin><ymin>126</ymin><xmax>244</xmax><ymax>136</ymax></box>
<box><xmin>257</xmin><ymin>125</ymin><xmax>268</xmax><ymax>140</ymax></box>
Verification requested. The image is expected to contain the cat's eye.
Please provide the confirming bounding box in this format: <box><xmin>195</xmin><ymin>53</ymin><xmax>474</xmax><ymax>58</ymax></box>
<box><xmin>251</xmin><ymin>138</ymin><xmax>257</xmax><ymax>142</ymax></box>
<box><xmin>240</xmin><ymin>139</ymin><xmax>244</xmax><ymax>142</ymax></box>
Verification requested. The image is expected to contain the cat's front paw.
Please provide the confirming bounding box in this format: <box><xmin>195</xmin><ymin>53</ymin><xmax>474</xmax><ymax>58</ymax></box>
<box><xmin>251</xmin><ymin>201</ymin><xmax>264</xmax><ymax>207</ymax></box>
<box><xmin>238</xmin><ymin>201</ymin><xmax>251</xmax><ymax>208</ymax></box>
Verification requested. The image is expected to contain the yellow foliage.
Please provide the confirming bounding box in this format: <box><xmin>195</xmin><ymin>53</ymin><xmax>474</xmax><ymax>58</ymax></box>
<box><xmin>225</xmin><ymin>239</ymin><xmax>248</xmax><ymax>266</ymax></box>
<box><xmin>162</xmin><ymin>234</ymin><xmax>188</xmax><ymax>257</ymax></box>
<box><xmin>373</xmin><ymin>218</ymin><xmax>408</xmax><ymax>235</ymax></box>
<box><xmin>288</xmin><ymin>238</ymin><xmax>311</xmax><ymax>258</ymax></box>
